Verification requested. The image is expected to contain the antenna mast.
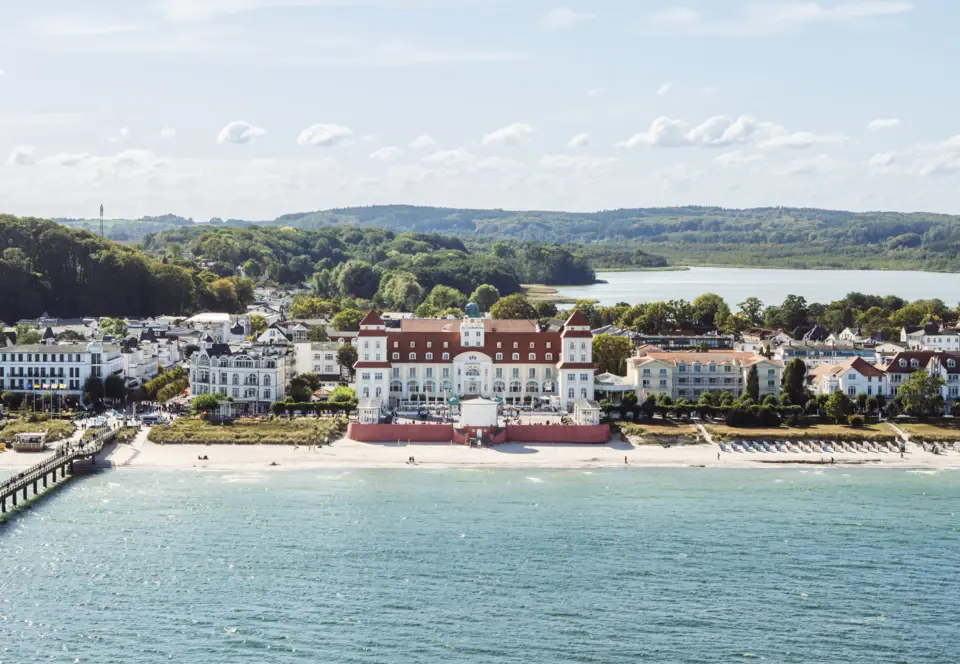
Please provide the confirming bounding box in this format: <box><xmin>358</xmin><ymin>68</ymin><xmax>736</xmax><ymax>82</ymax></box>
<box><xmin>100</xmin><ymin>204</ymin><xmax>104</xmax><ymax>237</ymax></box>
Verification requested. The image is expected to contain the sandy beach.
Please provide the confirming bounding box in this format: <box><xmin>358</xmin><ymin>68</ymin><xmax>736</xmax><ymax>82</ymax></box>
<box><xmin>105</xmin><ymin>428</ymin><xmax>960</xmax><ymax>472</ymax></box>
<box><xmin>3</xmin><ymin>429</ymin><xmax>959</xmax><ymax>477</ymax></box>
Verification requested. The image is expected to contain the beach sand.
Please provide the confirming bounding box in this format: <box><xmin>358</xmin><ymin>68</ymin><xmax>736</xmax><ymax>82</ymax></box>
<box><xmin>103</xmin><ymin>428</ymin><xmax>960</xmax><ymax>472</ymax></box>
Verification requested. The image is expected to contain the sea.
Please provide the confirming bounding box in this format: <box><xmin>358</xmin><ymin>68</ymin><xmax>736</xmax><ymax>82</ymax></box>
<box><xmin>554</xmin><ymin>268</ymin><xmax>960</xmax><ymax>307</ymax></box>
<box><xmin>2</xmin><ymin>467</ymin><xmax>959</xmax><ymax>664</ymax></box>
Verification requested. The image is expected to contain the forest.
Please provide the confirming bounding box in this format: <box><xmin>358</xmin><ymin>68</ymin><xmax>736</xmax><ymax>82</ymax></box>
<box><xmin>0</xmin><ymin>215</ymin><xmax>252</xmax><ymax>322</ymax></box>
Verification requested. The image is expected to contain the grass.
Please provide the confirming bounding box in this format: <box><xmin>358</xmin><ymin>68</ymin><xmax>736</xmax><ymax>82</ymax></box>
<box><xmin>0</xmin><ymin>417</ymin><xmax>74</xmax><ymax>445</ymax></box>
<box><xmin>619</xmin><ymin>421</ymin><xmax>700</xmax><ymax>444</ymax></box>
<box><xmin>705</xmin><ymin>422</ymin><xmax>896</xmax><ymax>442</ymax></box>
<box><xmin>148</xmin><ymin>416</ymin><xmax>346</xmax><ymax>445</ymax></box>
<box><xmin>898</xmin><ymin>422</ymin><xmax>960</xmax><ymax>442</ymax></box>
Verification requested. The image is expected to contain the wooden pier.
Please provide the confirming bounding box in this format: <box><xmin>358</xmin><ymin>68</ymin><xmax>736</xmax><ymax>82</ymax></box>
<box><xmin>0</xmin><ymin>428</ymin><xmax>115</xmax><ymax>515</ymax></box>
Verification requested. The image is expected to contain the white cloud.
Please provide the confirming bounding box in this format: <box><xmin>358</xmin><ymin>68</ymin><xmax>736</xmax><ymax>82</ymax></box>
<box><xmin>422</xmin><ymin>148</ymin><xmax>475</xmax><ymax>167</ymax></box>
<box><xmin>586</xmin><ymin>87</ymin><xmax>605</xmax><ymax>98</ymax></box>
<box><xmin>568</xmin><ymin>133</ymin><xmax>591</xmax><ymax>148</ymax></box>
<box><xmin>714</xmin><ymin>150</ymin><xmax>763</xmax><ymax>168</ymax></box>
<box><xmin>6</xmin><ymin>146</ymin><xmax>36</xmax><ymax>166</ymax></box>
<box><xmin>653</xmin><ymin>1</ymin><xmax>914</xmax><ymax>35</ymax></box>
<box><xmin>868</xmin><ymin>117</ymin><xmax>900</xmax><ymax>131</ymax></box>
<box><xmin>0</xmin><ymin>68</ymin><xmax>5</xmax><ymax>76</ymax></box>
<box><xmin>868</xmin><ymin>151</ymin><xmax>897</xmax><ymax>170</ymax></box>
<box><xmin>652</xmin><ymin>6</ymin><xmax>702</xmax><ymax>26</ymax></box>
<box><xmin>119</xmin><ymin>126</ymin><xmax>132</xmax><ymax>139</ymax></box>
<box><xmin>539</xmin><ymin>154</ymin><xmax>619</xmax><ymax>171</ymax></box>
<box><xmin>369</xmin><ymin>146</ymin><xmax>403</xmax><ymax>162</ymax></box>
<box><xmin>408</xmin><ymin>134</ymin><xmax>437</xmax><ymax>149</ymax></box>
<box><xmin>540</xmin><ymin>7</ymin><xmax>595</xmax><ymax>29</ymax></box>
<box><xmin>42</xmin><ymin>153</ymin><xmax>92</xmax><ymax>167</ymax></box>
<box><xmin>31</xmin><ymin>17</ymin><xmax>141</xmax><ymax>37</ymax></box>
<box><xmin>481</xmin><ymin>123</ymin><xmax>533</xmax><ymax>147</ymax></box>
<box><xmin>217</xmin><ymin>120</ymin><xmax>267</xmax><ymax>144</ymax></box>
<box><xmin>778</xmin><ymin>153</ymin><xmax>846</xmax><ymax>176</ymax></box>
<box><xmin>656</xmin><ymin>82</ymin><xmax>673</xmax><ymax>97</ymax></box>
<box><xmin>758</xmin><ymin>131</ymin><xmax>846</xmax><ymax>149</ymax></box>
<box><xmin>624</xmin><ymin>115</ymin><xmax>778</xmax><ymax>148</ymax></box>
<box><xmin>296</xmin><ymin>123</ymin><xmax>353</xmax><ymax>147</ymax></box>
<box><xmin>160</xmin><ymin>127</ymin><xmax>177</xmax><ymax>139</ymax></box>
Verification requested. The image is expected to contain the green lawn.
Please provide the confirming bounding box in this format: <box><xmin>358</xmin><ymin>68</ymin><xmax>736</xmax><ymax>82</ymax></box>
<box><xmin>0</xmin><ymin>417</ymin><xmax>75</xmax><ymax>445</ymax></box>
<box><xmin>148</xmin><ymin>416</ymin><xmax>346</xmax><ymax>445</ymax></box>
<box><xmin>619</xmin><ymin>421</ymin><xmax>701</xmax><ymax>445</ymax></box>
<box><xmin>706</xmin><ymin>422</ymin><xmax>896</xmax><ymax>442</ymax></box>
<box><xmin>898</xmin><ymin>422</ymin><xmax>960</xmax><ymax>442</ymax></box>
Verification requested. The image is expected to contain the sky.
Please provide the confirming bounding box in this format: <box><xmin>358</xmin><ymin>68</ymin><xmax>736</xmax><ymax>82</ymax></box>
<box><xmin>1</xmin><ymin>0</ymin><xmax>958</xmax><ymax>220</ymax></box>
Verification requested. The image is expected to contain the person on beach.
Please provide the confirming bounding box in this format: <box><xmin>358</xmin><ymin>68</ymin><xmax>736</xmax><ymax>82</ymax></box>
<box><xmin>624</xmin><ymin>456</ymin><xmax>628</xmax><ymax>465</ymax></box>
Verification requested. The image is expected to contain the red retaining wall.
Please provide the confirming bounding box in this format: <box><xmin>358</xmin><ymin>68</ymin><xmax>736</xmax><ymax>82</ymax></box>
<box><xmin>505</xmin><ymin>424</ymin><xmax>611</xmax><ymax>444</ymax></box>
<box><xmin>347</xmin><ymin>423</ymin><xmax>610</xmax><ymax>444</ymax></box>
<box><xmin>347</xmin><ymin>423</ymin><xmax>454</xmax><ymax>443</ymax></box>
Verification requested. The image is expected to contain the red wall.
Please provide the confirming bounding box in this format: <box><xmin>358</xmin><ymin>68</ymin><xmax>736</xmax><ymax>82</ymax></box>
<box><xmin>505</xmin><ymin>424</ymin><xmax>611</xmax><ymax>444</ymax></box>
<box><xmin>348</xmin><ymin>423</ymin><xmax>610</xmax><ymax>444</ymax></box>
<box><xmin>347</xmin><ymin>423</ymin><xmax>454</xmax><ymax>443</ymax></box>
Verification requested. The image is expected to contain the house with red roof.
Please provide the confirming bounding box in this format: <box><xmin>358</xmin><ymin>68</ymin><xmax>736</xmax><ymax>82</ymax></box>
<box><xmin>353</xmin><ymin>310</ymin><xmax>595</xmax><ymax>410</ymax></box>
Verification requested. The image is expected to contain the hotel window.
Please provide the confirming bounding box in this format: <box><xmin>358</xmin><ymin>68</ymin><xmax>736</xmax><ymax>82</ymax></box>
<box><xmin>512</xmin><ymin>353</ymin><xmax>519</xmax><ymax>360</ymax></box>
<box><xmin>899</xmin><ymin>359</ymin><xmax>907</xmax><ymax>367</ymax></box>
<box><xmin>374</xmin><ymin>372</ymin><xmax>383</xmax><ymax>381</ymax></box>
<box><xmin>767</xmin><ymin>369</ymin><xmax>775</xmax><ymax>376</ymax></box>
<box><xmin>363</xmin><ymin>354</ymin><xmax>369</xmax><ymax>361</ymax></box>
<box><xmin>426</xmin><ymin>368</ymin><xmax>434</xmax><ymax>378</ymax></box>
<box><xmin>427</xmin><ymin>342</ymin><xmax>432</xmax><ymax>348</ymax></box>
<box><xmin>495</xmin><ymin>368</ymin><xmax>503</xmax><ymax>378</ymax></box>
<box><xmin>678</xmin><ymin>363</ymin><xmax>687</xmax><ymax>373</ymax></box>
<box><xmin>393</xmin><ymin>353</ymin><xmax>399</xmax><ymax>360</ymax></box>
<box><xmin>475</xmin><ymin>331</ymin><xmax>481</xmax><ymax>337</ymax></box>
<box><xmin>409</xmin><ymin>368</ymin><xmax>417</xmax><ymax>377</ymax></box>
<box><xmin>530</xmin><ymin>342</ymin><xmax>535</xmax><ymax>349</ymax></box>
<box><xmin>393</xmin><ymin>341</ymin><xmax>398</xmax><ymax>348</ymax></box>
<box><xmin>580</xmin><ymin>373</ymin><xmax>590</xmax><ymax>381</ymax></box>
<box><xmin>513</xmin><ymin>342</ymin><xmax>518</xmax><ymax>349</ymax></box>
<box><xmin>545</xmin><ymin>368</ymin><xmax>553</xmax><ymax>379</ymax></box>
<box><xmin>443</xmin><ymin>368</ymin><xmax>450</xmax><ymax>378</ymax></box>
<box><xmin>528</xmin><ymin>353</ymin><xmax>536</xmax><ymax>361</ymax></box>
<box><xmin>442</xmin><ymin>353</ymin><xmax>450</xmax><ymax>360</ymax></box>
<box><xmin>409</xmin><ymin>353</ymin><xmax>416</xmax><ymax>360</ymax></box>
<box><xmin>361</xmin><ymin>373</ymin><xmax>371</xmax><ymax>381</ymax></box>
<box><xmin>497</xmin><ymin>342</ymin><xmax>502</xmax><ymax>349</ymax></box>
<box><xmin>546</xmin><ymin>353</ymin><xmax>553</xmax><ymax>361</ymax></box>
<box><xmin>444</xmin><ymin>342</ymin><xmax>449</xmax><ymax>348</ymax></box>
<box><xmin>568</xmin><ymin>373</ymin><xmax>576</xmax><ymax>381</ymax></box>
<box><xmin>659</xmin><ymin>380</ymin><xmax>667</xmax><ymax>388</ymax></box>
<box><xmin>643</xmin><ymin>368</ymin><xmax>651</xmax><ymax>376</ymax></box>
<box><xmin>496</xmin><ymin>353</ymin><xmax>503</xmax><ymax>361</ymax></box>
<box><xmin>364</xmin><ymin>341</ymin><xmax>369</xmax><ymax>349</ymax></box>
<box><xmin>410</xmin><ymin>341</ymin><xmax>415</xmax><ymax>348</ymax></box>
<box><xmin>580</xmin><ymin>354</ymin><xmax>587</xmax><ymax>362</ymax></box>
<box><xmin>426</xmin><ymin>353</ymin><xmax>433</xmax><ymax>360</ymax></box>
<box><xmin>512</xmin><ymin>368</ymin><xmax>520</xmax><ymax>379</ymax></box>
<box><xmin>950</xmin><ymin>360</ymin><xmax>957</xmax><ymax>368</ymax></box>
<box><xmin>392</xmin><ymin>368</ymin><xmax>400</xmax><ymax>378</ymax></box>
<box><xmin>528</xmin><ymin>368</ymin><xmax>536</xmax><ymax>379</ymax></box>
<box><xmin>709</xmin><ymin>363</ymin><xmax>716</xmax><ymax>373</ymax></box>
<box><xmin>546</xmin><ymin>342</ymin><xmax>551</xmax><ymax>349</ymax></box>
<box><xmin>659</xmin><ymin>369</ymin><xmax>667</xmax><ymax>376</ymax></box>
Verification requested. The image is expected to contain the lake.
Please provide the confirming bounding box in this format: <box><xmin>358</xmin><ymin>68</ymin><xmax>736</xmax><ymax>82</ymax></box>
<box><xmin>555</xmin><ymin>267</ymin><xmax>960</xmax><ymax>307</ymax></box>
<box><xmin>2</xmin><ymin>468</ymin><xmax>959</xmax><ymax>663</ymax></box>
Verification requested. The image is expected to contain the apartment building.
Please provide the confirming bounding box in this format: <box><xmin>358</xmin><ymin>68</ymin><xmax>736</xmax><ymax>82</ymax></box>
<box><xmin>0</xmin><ymin>342</ymin><xmax>123</xmax><ymax>395</ymax></box>
<box><xmin>625</xmin><ymin>350</ymin><xmax>782</xmax><ymax>401</ymax></box>
<box><xmin>188</xmin><ymin>336</ymin><xmax>288</xmax><ymax>411</ymax></box>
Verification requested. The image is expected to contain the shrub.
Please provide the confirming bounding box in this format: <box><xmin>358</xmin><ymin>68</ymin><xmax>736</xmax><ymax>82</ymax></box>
<box><xmin>848</xmin><ymin>414</ymin><xmax>865</xmax><ymax>429</ymax></box>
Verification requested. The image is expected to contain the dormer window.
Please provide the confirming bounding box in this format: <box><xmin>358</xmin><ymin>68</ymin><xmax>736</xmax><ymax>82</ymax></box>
<box><xmin>528</xmin><ymin>353</ymin><xmax>536</xmax><ymax>361</ymax></box>
<box><xmin>427</xmin><ymin>342</ymin><xmax>432</xmax><ymax>349</ymax></box>
<box><xmin>410</xmin><ymin>341</ymin><xmax>415</xmax><ymax>348</ymax></box>
<box><xmin>546</xmin><ymin>353</ymin><xmax>553</xmax><ymax>361</ymax></box>
<box><xmin>513</xmin><ymin>342</ymin><xmax>518</xmax><ymax>349</ymax></box>
<box><xmin>409</xmin><ymin>353</ymin><xmax>416</xmax><ymax>360</ymax></box>
<box><xmin>546</xmin><ymin>342</ymin><xmax>552</xmax><ymax>349</ymax></box>
<box><xmin>530</xmin><ymin>342</ymin><xmax>535</xmax><ymax>349</ymax></box>
<box><xmin>899</xmin><ymin>359</ymin><xmax>907</xmax><ymax>367</ymax></box>
<box><xmin>910</xmin><ymin>359</ymin><xmax>919</xmax><ymax>368</ymax></box>
<box><xmin>426</xmin><ymin>353</ymin><xmax>433</xmax><ymax>360</ymax></box>
<box><xmin>444</xmin><ymin>342</ymin><xmax>449</xmax><ymax>348</ymax></box>
<box><xmin>497</xmin><ymin>342</ymin><xmax>502</xmax><ymax>349</ymax></box>
<box><xmin>512</xmin><ymin>353</ymin><xmax>519</xmax><ymax>360</ymax></box>
<box><xmin>950</xmin><ymin>360</ymin><xmax>957</xmax><ymax>368</ymax></box>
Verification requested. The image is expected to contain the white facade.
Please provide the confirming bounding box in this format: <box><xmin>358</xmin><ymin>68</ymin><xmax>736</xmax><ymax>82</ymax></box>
<box><xmin>808</xmin><ymin>358</ymin><xmax>888</xmax><ymax>397</ymax></box>
<box><xmin>0</xmin><ymin>342</ymin><xmax>123</xmax><ymax>395</ymax></box>
<box><xmin>626</xmin><ymin>350</ymin><xmax>783</xmax><ymax>401</ymax></box>
<box><xmin>189</xmin><ymin>339</ymin><xmax>287</xmax><ymax>410</ymax></box>
<box><xmin>293</xmin><ymin>342</ymin><xmax>347</xmax><ymax>381</ymax></box>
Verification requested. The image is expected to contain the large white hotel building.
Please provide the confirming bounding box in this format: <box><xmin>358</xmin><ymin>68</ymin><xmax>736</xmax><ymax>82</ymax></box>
<box><xmin>353</xmin><ymin>310</ymin><xmax>596</xmax><ymax>409</ymax></box>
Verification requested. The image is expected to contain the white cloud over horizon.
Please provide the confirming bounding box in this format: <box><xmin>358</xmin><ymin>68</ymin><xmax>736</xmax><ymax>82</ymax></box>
<box><xmin>217</xmin><ymin>121</ymin><xmax>267</xmax><ymax>144</ymax></box>
<box><xmin>540</xmin><ymin>8</ymin><xmax>595</xmax><ymax>30</ymax></box>
<box><xmin>297</xmin><ymin>123</ymin><xmax>353</xmax><ymax>147</ymax></box>
<box><xmin>481</xmin><ymin>123</ymin><xmax>533</xmax><ymax>147</ymax></box>
<box><xmin>868</xmin><ymin>117</ymin><xmax>901</xmax><ymax>131</ymax></box>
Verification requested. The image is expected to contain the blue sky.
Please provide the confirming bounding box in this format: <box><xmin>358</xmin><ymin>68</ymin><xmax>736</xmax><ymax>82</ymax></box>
<box><xmin>1</xmin><ymin>0</ymin><xmax>957</xmax><ymax>219</ymax></box>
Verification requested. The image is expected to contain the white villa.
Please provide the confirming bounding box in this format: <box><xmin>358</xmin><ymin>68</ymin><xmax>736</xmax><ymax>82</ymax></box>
<box><xmin>625</xmin><ymin>349</ymin><xmax>783</xmax><ymax>402</ymax></box>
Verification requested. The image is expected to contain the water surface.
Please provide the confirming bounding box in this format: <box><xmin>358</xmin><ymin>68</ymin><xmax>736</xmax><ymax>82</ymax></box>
<box><xmin>2</xmin><ymin>468</ymin><xmax>959</xmax><ymax>663</ymax></box>
<box><xmin>556</xmin><ymin>267</ymin><xmax>960</xmax><ymax>306</ymax></box>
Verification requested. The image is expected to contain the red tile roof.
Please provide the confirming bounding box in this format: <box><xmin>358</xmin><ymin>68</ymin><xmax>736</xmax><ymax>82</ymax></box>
<box><xmin>359</xmin><ymin>311</ymin><xmax>384</xmax><ymax>327</ymax></box>
<box><xmin>564</xmin><ymin>310</ymin><xmax>591</xmax><ymax>327</ymax></box>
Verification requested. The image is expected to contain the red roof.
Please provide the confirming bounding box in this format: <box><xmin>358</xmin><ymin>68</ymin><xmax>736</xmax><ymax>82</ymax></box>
<box><xmin>564</xmin><ymin>310</ymin><xmax>591</xmax><ymax>328</ymax></box>
<box><xmin>359</xmin><ymin>310</ymin><xmax>384</xmax><ymax>327</ymax></box>
<box><xmin>557</xmin><ymin>363</ymin><xmax>595</xmax><ymax>370</ymax></box>
<box><xmin>354</xmin><ymin>361</ymin><xmax>392</xmax><ymax>369</ymax></box>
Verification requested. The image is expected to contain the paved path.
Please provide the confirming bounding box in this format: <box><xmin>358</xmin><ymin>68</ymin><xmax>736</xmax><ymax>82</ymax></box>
<box><xmin>695</xmin><ymin>422</ymin><xmax>715</xmax><ymax>445</ymax></box>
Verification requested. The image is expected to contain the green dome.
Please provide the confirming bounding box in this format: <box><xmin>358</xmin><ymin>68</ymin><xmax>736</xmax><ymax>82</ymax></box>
<box><xmin>465</xmin><ymin>302</ymin><xmax>481</xmax><ymax>318</ymax></box>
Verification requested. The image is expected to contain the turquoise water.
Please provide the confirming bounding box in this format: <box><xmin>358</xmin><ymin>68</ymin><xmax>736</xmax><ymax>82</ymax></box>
<box><xmin>555</xmin><ymin>268</ymin><xmax>960</xmax><ymax>306</ymax></box>
<box><xmin>2</xmin><ymin>468</ymin><xmax>959</xmax><ymax>663</ymax></box>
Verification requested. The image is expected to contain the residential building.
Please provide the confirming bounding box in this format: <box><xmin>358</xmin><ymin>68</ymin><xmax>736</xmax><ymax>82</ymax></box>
<box><xmin>293</xmin><ymin>341</ymin><xmax>350</xmax><ymax>385</ymax></box>
<box><xmin>188</xmin><ymin>336</ymin><xmax>288</xmax><ymax>412</ymax></box>
<box><xmin>775</xmin><ymin>340</ymin><xmax>877</xmax><ymax>368</ymax></box>
<box><xmin>634</xmin><ymin>330</ymin><xmax>735</xmax><ymax>350</ymax></box>
<box><xmin>0</xmin><ymin>342</ymin><xmax>123</xmax><ymax>395</ymax></box>
<box><xmin>884</xmin><ymin>350</ymin><xmax>960</xmax><ymax>405</ymax></box>
<box><xmin>807</xmin><ymin>358</ymin><xmax>888</xmax><ymax>397</ymax></box>
<box><xmin>900</xmin><ymin>323</ymin><xmax>960</xmax><ymax>351</ymax></box>
<box><xmin>119</xmin><ymin>338</ymin><xmax>183</xmax><ymax>388</ymax></box>
<box><xmin>625</xmin><ymin>349</ymin><xmax>782</xmax><ymax>401</ymax></box>
<box><xmin>353</xmin><ymin>310</ymin><xmax>595</xmax><ymax>409</ymax></box>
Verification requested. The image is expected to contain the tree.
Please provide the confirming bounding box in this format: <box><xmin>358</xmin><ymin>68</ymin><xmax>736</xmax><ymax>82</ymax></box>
<box><xmin>328</xmin><ymin>386</ymin><xmax>357</xmax><ymax>403</ymax></box>
<box><xmin>377</xmin><ymin>271</ymin><xmax>425</xmax><ymax>312</ymax></box>
<box><xmin>825</xmin><ymin>391</ymin><xmax>854</xmax><ymax>424</ymax></box>
<box><xmin>425</xmin><ymin>285</ymin><xmax>466</xmax><ymax>311</ymax></box>
<box><xmin>104</xmin><ymin>374</ymin><xmax>126</xmax><ymax>402</ymax></box>
<box><xmin>592</xmin><ymin>334</ymin><xmax>633</xmax><ymax>376</ymax></box>
<box><xmin>289</xmin><ymin>295</ymin><xmax>337</xmax><ymax>320</ymax></box>
<box><xmin>781</xmin><ymin>359</ymin><xmax>807</xmax><ymax>406</ymax></box>
<box><xmin>746</xmin><ymin>365</ymin><xmax>759</xmax><ymax>403</ymax></box>
<box><xmin>336</xmin><ymin>260</ymin><xmax>380</xmax><ymax>299</ymax></box>
<box><xmin>534</xmin><ymin>301</ymin><xmax>558</xmax><ymax>319</ymax></box>
<box><xmin>83</xmin><ymin>376</ymin><xmax>105</xmax><ymax>405</ymax></box>
<box><xmin>490</xmin><ymin>294</ymin><xmax>537</xmax><ymax>320</ymax></box>
<box><xmin>192</xmin><ymin>393</ymin><xmax>221</xmax><ymax>414</ymax></box>
<box><xmin>337</xmin><ymin>344</ymin><xmax>358</xmax><ymax>378</ymax></box>
<box><xmin>856</xmin><ymin>392</ymin><xmax>868</xmax><ymax>412</ymax></box>
<box><xmin>414</xmin><ymin>302</ymin><xmax>440</xmax><ymax>318</ymax></box>
<box><xmin>641</xmin><ymin>394</ymin><xmax>657</xmax><ymax>418</ymax></box>
<box><xmin>897</xmin><ymin>371</ymin><xmax>945</xmax><ymax>418</ymax></box>
<box><xmin>14</xmin><ymin>324</ymin><xmax>41</xmax><ymax>345</ymax></box>
<box><xmin>470</xmin><ymin>284</ymin><xmax>500</xmax><ymax>312</ymax></box>
<box><xmin>55</xmin><ymin>329</ymin><xmax>87</xmax><ymax>342</ymax></box>
<box><xmin>692</xmin><ymin>293</ymin><xmax>730</xmax><ymax>328</ymax></box>
<box><xmin>99</xmin><ymin>317</ymin><xmax>129</xmax><ymax>338</ymax></box>
<box><xmin>307</xmin><ymin>326</ymin><xmax>328</xmax><ymax>342</ymax></box>
<box><xmin>737</xmin><ymin>297</ymin><xmax>764</xmax><ymax>325</ymax></box>
<box><xmin>287</xmin><ymin>383</ymin><xmax>313</xmax><ymax>403</ymax></box>
<box><xmin>331</xmin><ymin>309</ymin><xmax>364</xmax><ymax>332</ymax></box>
<box><xmin>249</xmin><ymin>314</ymin><xmax>268</xmax><ymax>339</ymax></box>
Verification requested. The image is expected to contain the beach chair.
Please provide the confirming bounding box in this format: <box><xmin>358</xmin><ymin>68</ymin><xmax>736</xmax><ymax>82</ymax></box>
<box><xmin>775</xmin><ymin>442</ymin><xmax>783</xmax><ymax>452</ymax></box>
<box><xmin>746</xmin><ymin>441</ymin><xmax>755</xmax><ymax>452</ymax></box>
<box><xmin>720</xmin><ymin>442</ymin><xmax>728</xmax><ymax>453</ymax></box>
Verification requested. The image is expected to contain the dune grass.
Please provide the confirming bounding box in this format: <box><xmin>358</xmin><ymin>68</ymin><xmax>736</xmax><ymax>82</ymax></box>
<box><xmin>898</xmin><ymin>422</ymin><xmax>960</xmax><ymax>442</ymax></box>
<box><xmin>148</xmin><ymin>416</ymin><xmax>346</xmax><ymax>445</ymax></box>
<box><xmin>706</xmin><ymin>423</ymin><xmax>896</xmax><ymax>442</ymax></box>
<box><xmin>0</xmin><ymin>418</ymin><xmax>74</xmax><ymax>445</ymax></box>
